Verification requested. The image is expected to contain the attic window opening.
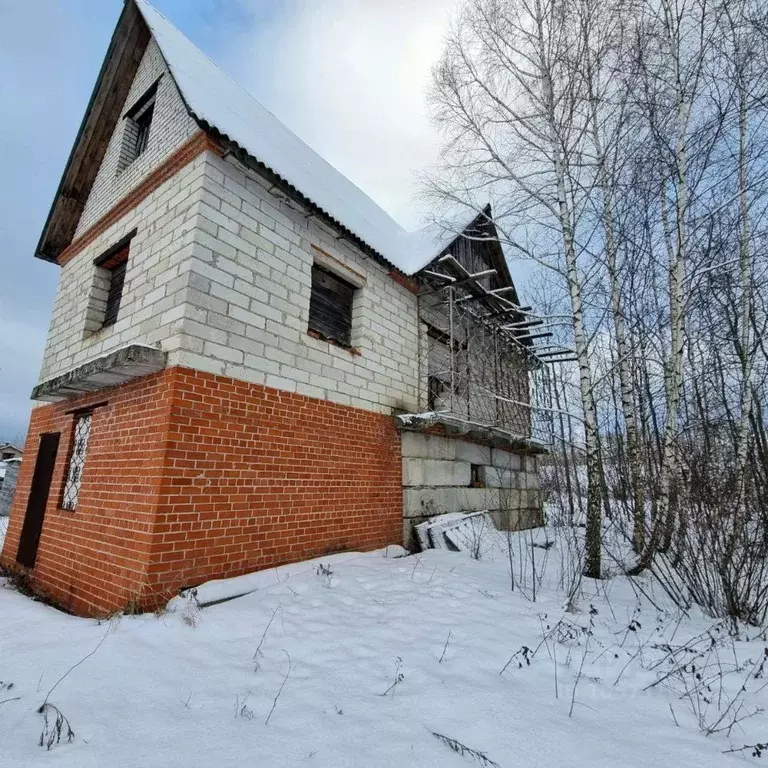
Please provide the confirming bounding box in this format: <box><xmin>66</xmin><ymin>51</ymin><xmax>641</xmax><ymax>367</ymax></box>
<box><xmin>118</xmin><ymin>80</ymin><xmax>160</xmax><ymax>172</ymax></box>
<box><xmin>308</xmin><ymin>264</ymin><xmax>356</xmax><ymax>348</ymax></box>
<box><xmin>134</xmin><ymin>100</ymin><xmax>154</xmax><ymax>156</ymax></box>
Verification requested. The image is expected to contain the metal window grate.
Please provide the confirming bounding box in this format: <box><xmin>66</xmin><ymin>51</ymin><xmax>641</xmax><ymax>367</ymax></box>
<box><xmin>61</xmin><ymin>413</ymin><xmax>92</xmax><ymax>511</ymax></box>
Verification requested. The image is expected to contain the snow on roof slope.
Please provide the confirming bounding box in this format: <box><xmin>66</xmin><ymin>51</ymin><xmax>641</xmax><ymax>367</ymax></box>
<box><xmin>135</xmin><ymin>0</ymin><xmax>470</xmax><ymax>276</ymax></box>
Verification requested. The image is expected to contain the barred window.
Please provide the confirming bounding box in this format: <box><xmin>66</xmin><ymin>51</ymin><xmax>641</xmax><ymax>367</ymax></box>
<box><xmin>61</xmin><ymin>413</ymin><xmax>92</xmax><ymax>511</ymax></box>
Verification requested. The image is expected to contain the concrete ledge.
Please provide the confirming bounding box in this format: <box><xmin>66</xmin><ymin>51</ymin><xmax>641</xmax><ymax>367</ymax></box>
<box><xmin>31</xmin><ymin>345</ymin><xmax>168</xmax><ymax>402</ymax></box>
<box><xmin>395</xmin><ymin>412</ymin><xmax>549</xmax><ymax>454</ymax></box>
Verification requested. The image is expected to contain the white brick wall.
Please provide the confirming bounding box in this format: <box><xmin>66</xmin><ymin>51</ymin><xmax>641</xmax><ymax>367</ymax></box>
<box><xmin>168</xmin><ymin>154</ymin><xmax>420</xmax><ymax>414</ymax></box>
<box><xmin>40</xmin><ymin>148</ymin><xmax>422</xmax><ymax>417</ymax></box>
<box><xmin>74</xmin><ymin>38</ymin><xmax>199</xmax><ymax>238</ymax></box>
<box><xmin>39</xmin><ymin>155</ymin><xmax>208</xmax><ymax>381</ymax></box>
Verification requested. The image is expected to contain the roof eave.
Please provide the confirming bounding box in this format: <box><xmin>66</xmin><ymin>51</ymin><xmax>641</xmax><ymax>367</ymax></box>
<box><xmin>201</xmin><ymin>123</ymin><xmax>410</xmax><ymax>279</ymax></box>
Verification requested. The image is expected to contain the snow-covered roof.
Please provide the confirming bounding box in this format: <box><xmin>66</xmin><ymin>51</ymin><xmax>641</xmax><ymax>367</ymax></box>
<box><xmin>135</xmin><ymin>0</ymin><xmax>475</xmax><ymax>276</ymax></box>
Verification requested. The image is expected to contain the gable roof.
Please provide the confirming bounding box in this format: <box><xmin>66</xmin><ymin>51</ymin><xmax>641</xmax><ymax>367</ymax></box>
<box><xmin>38</xmin><ymin>0</ymin><xmax>513</xmax><ymax>283</ymax></box>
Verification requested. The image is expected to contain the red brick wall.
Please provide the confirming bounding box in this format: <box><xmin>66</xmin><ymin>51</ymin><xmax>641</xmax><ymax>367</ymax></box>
<box><xmin>1</xmin><ymin>367</ymin><xmax>402</xmax><ymax>615</ymax></box>
<box><xmin>142</xmin><ymin>367</ymin><xmax>402</xmax><ymax>600</ymax></box>
<box><xmin>0</xmin><ymin>371</ymin><xmax>175</xmax><ymax>615</ymax></box>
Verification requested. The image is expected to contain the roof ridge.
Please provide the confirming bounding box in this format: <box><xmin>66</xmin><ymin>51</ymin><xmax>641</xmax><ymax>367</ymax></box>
<box><xmin>134</xmin><ymin>0</ymin><xmax>323</xmax><ymax>175</ymax></box>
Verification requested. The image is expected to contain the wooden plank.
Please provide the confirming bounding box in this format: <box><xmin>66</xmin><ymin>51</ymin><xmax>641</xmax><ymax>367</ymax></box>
<box><xmin>103</xmin><ymin>260</ymin><xmax>127</xmax><ymax>326</ymax></box>
<box><xmin>66</xmin><ymin>6</ymin><xmax>145</xmax><ymax>185</ymax></box>
<box><xmin>308</xmin><ymin>264</ymin><xmax>354</xmax><ymax>346</ymax></box>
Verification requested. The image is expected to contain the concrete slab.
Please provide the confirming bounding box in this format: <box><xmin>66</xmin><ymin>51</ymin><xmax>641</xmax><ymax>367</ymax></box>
<box><xmin>400</xmin><ymin>432</ymin><xmax>456</xmax><ymax>460</ymax></box>
<box><xmin>395</xmin><ymin>411</ymin><xmax>549</xmax><ymax>455</ymax></box>
<box><xmin>443</xmin><ymin>512</ymin><xmax>497</xmax><ymax>556</ymax></box>
<box><xmin>402</xmin><ymin>458</ymin><xmax>472</xmax><ymax>487</ymax></box>
<box><xmin>490</xmin><ymin>449</ymin><xmax>522</xmax><ymax>470</ymax></box>
<box><xmin>32</xmin><ymin>345</ymin><xmax>168</xmax><ymax>402</ymax></box>
<box><xmin>404</xmin><ymin>487</ymin><xmax>502</xmax><ymax>518</ymax></box>
<box><xmin>454</xmin><ymin>441</ymin><xmax>492</xmax><ymax>465</ymax></box>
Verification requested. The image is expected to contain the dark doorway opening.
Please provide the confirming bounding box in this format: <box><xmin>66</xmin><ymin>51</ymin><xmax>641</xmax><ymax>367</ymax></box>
<box><xmin>16</xmin><ymin>432</ymin><xmax>60</xmax><ymax>568</ymax></box>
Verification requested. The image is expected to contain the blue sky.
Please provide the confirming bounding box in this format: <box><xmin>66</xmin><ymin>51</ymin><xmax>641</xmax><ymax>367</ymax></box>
<box><xmin>0</xmin><ymin>0</ymin><xmax>456</xmax><ymax>442</ymax></box>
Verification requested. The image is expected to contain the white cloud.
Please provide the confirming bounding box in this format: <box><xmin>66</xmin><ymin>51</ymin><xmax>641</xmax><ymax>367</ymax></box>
<box><xmin>222</xmin><ymin>0</ymin><xmax>458</xmax><ymax>228</ymax></box>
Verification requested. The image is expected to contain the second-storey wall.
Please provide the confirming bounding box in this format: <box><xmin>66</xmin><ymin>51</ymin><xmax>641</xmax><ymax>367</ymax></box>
<box><xmin>38</xmin><ymin>149</ymin><xmax>209</xmax><ymax>382</ymax></box>
<box><xmin>37</xmin><ymin>145</ymin><xmax>423</xmax><ymax>417</ymax></box>
<box><xmin>169</xmin><ymin>153</ymin><xmax>421</xmax><ymax>414</ymax></box>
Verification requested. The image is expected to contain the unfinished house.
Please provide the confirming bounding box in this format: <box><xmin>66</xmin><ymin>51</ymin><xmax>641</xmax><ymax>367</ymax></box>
<box><xmin>1</xmin><ymin>0</ymin><xmax>556</xmax><ymax>616</ymax></box>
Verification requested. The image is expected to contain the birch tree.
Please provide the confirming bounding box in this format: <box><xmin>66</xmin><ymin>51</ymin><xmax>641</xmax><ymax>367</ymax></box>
<box><xmin>429</xmin><ymin>0</ymin><xmax>768</xmax><ymax>621</ymax></box>
<box><xmin>627</xmin><ymin>0</ymin><xmax>721</xmax><ymax>568</ymax></box>
<box><xmin>577</xmin><ymin>0</ymin><xmax>648</xmax><ymax>551</ymax></box>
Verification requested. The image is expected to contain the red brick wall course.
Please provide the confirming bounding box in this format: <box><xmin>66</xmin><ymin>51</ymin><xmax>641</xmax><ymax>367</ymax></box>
<box><xmin>1</xmin><ymin>367</ymin><xmax>402</xmax><ymax>616</ymax></box>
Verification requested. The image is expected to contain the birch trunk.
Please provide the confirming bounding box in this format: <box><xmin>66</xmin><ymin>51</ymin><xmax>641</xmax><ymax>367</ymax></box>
<box><xmin>535</xmin><ymin>0</ymin><xmax>602</xmax><ymax>577</ymax></box>
<box><xmin>587</xmin><ymin>85</ymin><xmax>645</xmax><ymax>552</ymax></box>
<box><xmin>638</xmin><ymin>162</ymin><xmax>686</xmax><ymax>566</ymax></box>
<box><xmin>724</xmin><ymin>74</ymin><xmax>755</xmax><ymax>586</ymax></box>
<box><xmin>633</xmin><ymin>11</ymin><xmax>693</xmax><ymax>568</ymax></box>
<box><xmin>734</xmin><ymin>86</ymin><xmax>754</xmax><ymax>503</ymax></box>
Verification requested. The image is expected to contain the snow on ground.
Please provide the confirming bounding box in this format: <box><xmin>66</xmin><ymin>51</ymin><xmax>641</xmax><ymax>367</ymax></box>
<box><xmin>1</xmin><ymin>527</ymin><xmax>767</xmax><ymax>767</ymax></box>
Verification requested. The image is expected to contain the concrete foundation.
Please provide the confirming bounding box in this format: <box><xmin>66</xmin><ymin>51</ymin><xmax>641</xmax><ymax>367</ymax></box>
<box><xmin>400</xmin><ymin>431</ymin><xmax>543</xmax><ymax>550</ymax></box>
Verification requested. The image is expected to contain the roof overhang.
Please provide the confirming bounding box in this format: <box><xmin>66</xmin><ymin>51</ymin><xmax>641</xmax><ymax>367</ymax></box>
<box><xmin>35</xmin><ymin>2</ymin><xmax>151</xmax><ymax>262</ymax></box>
<box><xmin>31</xmin><ymin>345</ymin><xmax>167</xmax><ymax>403</ymax></box>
